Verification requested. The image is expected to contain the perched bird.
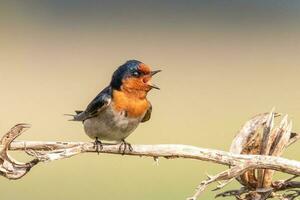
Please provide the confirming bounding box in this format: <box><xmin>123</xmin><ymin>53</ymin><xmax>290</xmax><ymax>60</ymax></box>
<box><xmin>70</xmin><ymin>60</ymin><xmax>161</xmax><ymax>153</ymax></box>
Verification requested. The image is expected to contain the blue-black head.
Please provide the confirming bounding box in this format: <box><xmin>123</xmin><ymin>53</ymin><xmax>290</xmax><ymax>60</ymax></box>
<box><xmin>110</xmin><ymin>60</ymin><xmax>161</xmax><ymax>91</ymax></box>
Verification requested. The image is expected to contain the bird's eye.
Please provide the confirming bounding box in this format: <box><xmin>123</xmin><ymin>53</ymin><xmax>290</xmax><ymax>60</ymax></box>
<box><xmin>133</xmin><ymin>71</ymin><xmax>140</xmax><ymax>77</ymax></box>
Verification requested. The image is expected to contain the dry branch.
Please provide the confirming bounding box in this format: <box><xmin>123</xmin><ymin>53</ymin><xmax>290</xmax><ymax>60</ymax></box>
<box><xmin>8</xmin><ymin>140</ymin><xmax>300</xmax><ymax>175</ymax></box>
<box><xmin>0</xmin><ymin>111</ymin><xmax>300</xmax><ymax>200</ymax></box>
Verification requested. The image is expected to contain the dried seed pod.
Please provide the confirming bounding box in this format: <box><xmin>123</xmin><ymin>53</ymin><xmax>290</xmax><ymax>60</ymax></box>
<box><xmin>257</xmin><ymin>112</ymin><xmax>275</xmax><ymax>188</ymax></box>
<box><xmin>263</xmin><ymin>121</ymin><xmax>292</xmax><ymax>188</ymax></box>
<box><xmin>230</xmin><ymin>112</ymin><xmax>280</xmax><ymax>189</ymax></box>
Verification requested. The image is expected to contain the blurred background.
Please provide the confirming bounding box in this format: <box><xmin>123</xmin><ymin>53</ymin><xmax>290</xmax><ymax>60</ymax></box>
<box><xmin>1</xmin><ymin>1</ymin><xmax>300</xmax><ymax>199</ymax></box>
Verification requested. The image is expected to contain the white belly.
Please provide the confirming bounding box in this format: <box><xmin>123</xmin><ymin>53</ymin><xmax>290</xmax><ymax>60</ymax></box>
<box><xmin>83</xmin><ymin>106</ymin><xmax>144</xmax><ymax>142</ymax></box>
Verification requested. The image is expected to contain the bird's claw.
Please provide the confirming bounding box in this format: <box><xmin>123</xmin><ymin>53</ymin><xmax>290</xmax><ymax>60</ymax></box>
<box><xmin>93</xmin><ymin>137</ymin><xmax>103</xmax><ymax>154</ymax></box>
<box><xmin>118</xmin><ymin>140</ymin><xmax>133</xmax><ymax>155</ymax></box>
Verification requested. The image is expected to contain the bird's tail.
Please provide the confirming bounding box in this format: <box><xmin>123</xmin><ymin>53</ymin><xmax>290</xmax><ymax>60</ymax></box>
<box><xmin>64</xmin><ymin>110</ymin><xmax>85</xmax><ymax>121</ymax></box>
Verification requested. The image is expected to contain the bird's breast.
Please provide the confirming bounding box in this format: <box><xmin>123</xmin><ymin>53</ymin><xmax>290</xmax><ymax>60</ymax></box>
<box><xmin>112</xmin><ymin>90</ymin><xmax>150</xmax><ymax>118</ymax></box>
<box><xmin>83</xmin><ymin>106</ymin><xmax>141</xmax><ymax>141</ymax></box>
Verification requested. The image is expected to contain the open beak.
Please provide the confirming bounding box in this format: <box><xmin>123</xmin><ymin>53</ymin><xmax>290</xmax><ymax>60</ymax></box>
<box><xmin>150</xmin><ymin>70</ymin><xmax>162</xmax><ymax>77</ymax></box>
<box><xmin>149</xmin><ymin>83</ymin><xmax>160</xmax><ymax>90</ymax></box>
<box><xmin>149</xmin><ymin>70</ymin><xmax>161</xmax><ymax>90</ymax></box>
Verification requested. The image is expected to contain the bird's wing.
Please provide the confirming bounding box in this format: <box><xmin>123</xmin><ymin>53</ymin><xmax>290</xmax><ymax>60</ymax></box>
<box><xmin>141</xmin><ymin>103</ymin><xmax>152</xmax><ymax>123</ymax></box>
<box><xmin>85</xmin><ymin>86</ymin><xmax>112</xmax><ymax>116</ymax></box>
<box><xmin>72</xmin><ymin>86</ymin><xmax>112</xmax><ymax>121</ymax></box>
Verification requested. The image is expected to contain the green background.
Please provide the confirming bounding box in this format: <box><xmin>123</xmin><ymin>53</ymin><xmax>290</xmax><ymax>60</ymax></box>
<box><xmin>0</xmin><ymin>1</ymin><xmax>300</xmax><ymax>199</ymax></box>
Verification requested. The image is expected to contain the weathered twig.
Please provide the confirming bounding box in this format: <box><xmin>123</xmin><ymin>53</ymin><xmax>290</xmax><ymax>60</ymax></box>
<box><xmin>187</xmin><ymin>165</ymin><xmax>249</xmax><ymax>200</ymax></box>
<box><xmin>7</xmin><ymin>140</ymin><xmax>300</xmax><ymax>176</ymax></box>
<box><xmin>0</xmin><ymin>111</ymin><xmax>299</xmax><ymax>200</ymax></box>
<box><xmin>0</xmin><ymin>124</ymin><xmax>39</xmax><ymax>180</ymax></box>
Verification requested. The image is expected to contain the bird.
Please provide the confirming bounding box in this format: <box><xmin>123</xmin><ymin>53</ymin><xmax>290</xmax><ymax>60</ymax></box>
<box><xmin>69</xmin><ymin>60</ymin><xmax>161</xmax><ymax>153</ymax></box>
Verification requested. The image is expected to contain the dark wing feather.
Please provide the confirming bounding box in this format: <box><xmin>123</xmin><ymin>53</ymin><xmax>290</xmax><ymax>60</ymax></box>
<box><xmin>141</xmin><ymin>103</ymin><xmax>152</xmax><ymax>123</ymax></box>
<box><xmin>73</xmin><ymin>86</ymin><xmax>112</xmax><ymax>121</ymax></box>
<box><xmin>85</xmin><ymin>86</ymin><xmax>112</xmax><ymax>116</ymax></box>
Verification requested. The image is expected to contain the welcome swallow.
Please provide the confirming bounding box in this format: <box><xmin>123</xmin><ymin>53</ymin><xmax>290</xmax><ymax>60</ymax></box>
<box><xmin>70</xmin><ymin>60</ymin><xmax>161</xmax><ymax>153</ymax></box>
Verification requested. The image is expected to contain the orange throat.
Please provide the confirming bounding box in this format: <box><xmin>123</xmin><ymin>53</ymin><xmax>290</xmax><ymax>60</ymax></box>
<box><xmin>112</xmin><ymin>89</ymin><xmax>150</xmax><ymax>118</ymax></box>
<box><xmin>121</xmin><ymin>76</ymin><xmax>152</xmax><ymax>97</ymax></box>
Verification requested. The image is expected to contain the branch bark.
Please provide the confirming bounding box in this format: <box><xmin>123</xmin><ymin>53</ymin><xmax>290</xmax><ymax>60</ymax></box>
<box><xmin>1</xmin><ymin>111</ymin><xmax>299</xmax><ymax>200</ymax></box>
<box><xmin>7</xmin><ymin>139</ymin><xmax>300</xmax><ymax>200</ymax></box>
<box><xmin>8</xmin><ymin>141</ymin><xmax>300</xmax><ymax>177</ymax></box>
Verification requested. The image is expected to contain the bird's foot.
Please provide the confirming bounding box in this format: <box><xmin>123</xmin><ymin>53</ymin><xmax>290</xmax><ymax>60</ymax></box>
<box><xmin>118</xmin><ymin>140</ymin><xmax>133</xmax><ymax>155</ymax></box>
<box><xmin>93</xmin><ymin>137</ymin><xmax>103</xmax><ymax>154</ymax></box>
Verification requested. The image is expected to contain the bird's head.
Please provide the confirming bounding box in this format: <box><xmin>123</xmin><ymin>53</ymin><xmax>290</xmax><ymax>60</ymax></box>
<box><xmin>110</xmin><ymin>60</ymin><xmax>161</xmax><ymax>94</ymax></box>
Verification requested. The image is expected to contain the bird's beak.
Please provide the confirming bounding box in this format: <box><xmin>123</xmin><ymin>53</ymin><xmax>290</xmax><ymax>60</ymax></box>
<box><xmin>148</xmin><ymin>70</ymin><xmax>161</xmax><ymax>90</ymax></box>
<box><xmin>149</xmin><ymin>83</ymin><xmax>160</xmax><ymax>90</ymax></box>
<box><xmin>150</xmin><ymin>70</ymin><xmax>162</xmax><ymax>77</ymax></box>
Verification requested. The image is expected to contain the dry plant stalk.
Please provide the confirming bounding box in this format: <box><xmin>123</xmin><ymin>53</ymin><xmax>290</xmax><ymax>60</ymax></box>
<box><xmin>0</xmin><ymin>111</ymin><xmax>299</xmax><ymax>200</ymax></box>
<box><xmin>224</xmin><ymin>111</ymin><xmax>299</xmax><ymax>200</ymax></box>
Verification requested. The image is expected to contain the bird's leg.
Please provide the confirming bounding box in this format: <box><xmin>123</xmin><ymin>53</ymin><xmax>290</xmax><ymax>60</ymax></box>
<box><xmin>118</xmin><ymin>139</ymin><xmax>133</xmax><ymax>155</ymax></box>
<box><xmin>93</xmin><ymin>137</ymin><xmax>103</xmax><ymax>154</ymax></box>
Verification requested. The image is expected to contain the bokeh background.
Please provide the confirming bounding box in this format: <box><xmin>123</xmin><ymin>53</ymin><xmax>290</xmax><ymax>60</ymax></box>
<box><xmin>1</xmin><ymin>1</ymin><xmax>300</xmax><ymax>199</ymax></box>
